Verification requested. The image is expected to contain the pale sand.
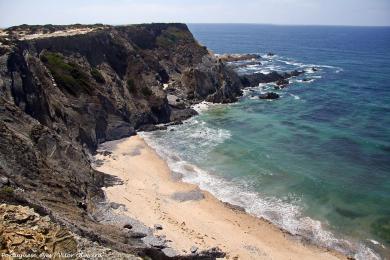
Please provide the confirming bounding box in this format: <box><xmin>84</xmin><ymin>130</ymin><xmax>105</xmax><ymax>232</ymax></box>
<box><xmin>18</xmin><ymin>28</ymin><xmax>99</xmax><ymax>40</ymax></box>
<box><xmin>95</xmin><ymin>135</ymin><xmax>345</xmax><ymax>259</ymax></box>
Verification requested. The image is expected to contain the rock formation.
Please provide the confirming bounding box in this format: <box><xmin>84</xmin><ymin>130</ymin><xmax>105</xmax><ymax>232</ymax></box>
<box><xmin>0</xmin><ymin>23</ymin><xmax>243</xmax><ymax>259</ymax></box>
<box><xmin>0</xmin><ymin>23</ymin><xmax>304</xmax><ymax>258</ymax></box>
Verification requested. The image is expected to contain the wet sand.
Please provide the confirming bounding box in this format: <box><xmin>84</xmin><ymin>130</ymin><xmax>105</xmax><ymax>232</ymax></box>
<box><xmin>94</xmin><ymin>135</ymin><xmax>345</xmax><ymax>259</ymax></box>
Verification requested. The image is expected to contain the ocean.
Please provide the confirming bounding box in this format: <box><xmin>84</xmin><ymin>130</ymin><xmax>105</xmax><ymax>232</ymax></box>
<box><xmin>141</xmin><ymin>24</ymin><xmax>390</xmax><ymax>259</ymax></box>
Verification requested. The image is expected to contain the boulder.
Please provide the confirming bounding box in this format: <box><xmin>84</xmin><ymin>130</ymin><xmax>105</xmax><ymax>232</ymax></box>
<box><xmin>259</xmin><ymin>92</ymin><xmax>280</xmax><ymax>100</ymax></box>
<box><xmin>276</xmin><ymin>79</ymin><xmax>289</xmax><ymax>86</ymax></box>
<box><xmin>167</xmin><ymin>94</ymin><xmax>186</xmax><ymax>109</ymax></box>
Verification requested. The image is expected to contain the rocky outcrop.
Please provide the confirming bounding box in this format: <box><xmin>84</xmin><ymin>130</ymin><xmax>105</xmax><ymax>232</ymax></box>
<box><xmin>0</xmin><ymin>204</ymin><xmax>78</xmax><ymax>258</ymax></box>
<box><xmin>216</xmin><ymin>53</ymin><xmax>261</xmax><ymax>62</ymax></box>
<box><xmin>259</xmin><ymin>92</ymin><xmax>280</xmax><ymax>100</ymax></box>
<box><xmin>240</xmin><ymin>70</ymin><xmax>304</xmax><ymax>88</ymax></box>
<box><xmin>1</xmin><ymin>23</ymin><xmax>243</xmax><ymax>152</ymax></box>
<box><xmin>0</xmin><ymin>204</ymin><xmax>143</xmax><ymax>259</ymax></box>
<box><xmin>0</xmin><ymin>23</ymin><xmax>245</xmax><ymax>259</ymax></box>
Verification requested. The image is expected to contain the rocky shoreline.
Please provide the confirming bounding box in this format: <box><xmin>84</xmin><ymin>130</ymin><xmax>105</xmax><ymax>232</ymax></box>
<box><xmin>0</xmin><ymin>23</ymin><xmax>310</xmax><ymax>259</ymax></box>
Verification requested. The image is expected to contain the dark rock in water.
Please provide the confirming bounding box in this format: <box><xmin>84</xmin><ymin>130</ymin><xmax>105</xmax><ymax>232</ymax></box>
<box><xmin>302</xmin><ymin>78</ymin><xmax>311</xmax><ymax>82</ymax></box>
<box><xmin>259</xmin><ymin>92</ymin><xmax>280</xmax><ymax>100</ymax></box>
<box><xmin>240</xmin><ymin>70</ymin><xmax>304</xmax><ymax>88</ymax></box>
<box><xmin>312</xmin><ymin>67</ymin><xmax>319</xmax><ymax>72</ymax></box>
<box><xmin>267</xmin><ymin>52</ymin><xmax>275</xmax><ymax>57</ymax></box>
<box><xmin>335</xmin><ymin>207</ymin><xmax>365</xmax><ymax>219</ymax></box>
<box><xmin>276</xmin><ymin>79</ymin><xmax>289</xmax><ymax>86</ymax></box>
<box><xmin>287</xmin><ymin>70</ymin><xmax>305</xmax><ymax>77</ymax></box>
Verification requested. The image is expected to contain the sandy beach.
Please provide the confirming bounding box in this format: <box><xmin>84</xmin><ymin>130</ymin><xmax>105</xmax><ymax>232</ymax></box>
<box><xmin>94</xmin><ymin>135</ymin><xmax>345</xmax><ymax>259</ymax></box>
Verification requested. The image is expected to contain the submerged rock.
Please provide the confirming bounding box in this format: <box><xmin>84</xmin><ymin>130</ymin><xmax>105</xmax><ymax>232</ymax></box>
<box><xmin>259</xmin><ymin>92</ymin><xmax>280</xmax><ymax>100</ymax></box>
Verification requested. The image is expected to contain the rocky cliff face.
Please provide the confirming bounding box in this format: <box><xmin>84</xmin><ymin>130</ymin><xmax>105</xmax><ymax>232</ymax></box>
<box><xmin>0</xmin><ymin>23</ymin><xmax>242</xmax><ymax>258</ymax></box>
<box><xmin>1</xmin><ymin>23</ymin><xmax>242</xmax><ymax>151</ymax></box>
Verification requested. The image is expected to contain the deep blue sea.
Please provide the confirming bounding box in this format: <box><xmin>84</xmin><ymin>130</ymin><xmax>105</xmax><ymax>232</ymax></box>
<box><xmin>142</xmin><ymin>24</ymin><xmax>390</xmax><ymax>259</ymax></box>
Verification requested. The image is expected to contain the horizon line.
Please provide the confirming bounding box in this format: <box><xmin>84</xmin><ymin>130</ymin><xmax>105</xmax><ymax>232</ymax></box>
<box><xmin>2</xmin><ymin>22</ymin><xmax>390</xmax><ymax>29</ymax></box>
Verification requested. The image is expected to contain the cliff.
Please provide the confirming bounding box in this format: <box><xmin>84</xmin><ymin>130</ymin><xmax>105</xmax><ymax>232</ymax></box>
<box><xmin>0</xmin><ymin>23</ymin><xmax>242</xmax><ymax>259</ymax></box>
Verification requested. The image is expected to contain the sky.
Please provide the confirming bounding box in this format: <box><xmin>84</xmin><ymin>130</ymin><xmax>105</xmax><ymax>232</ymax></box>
<box><xmin>1</xmin><ymin>0</ymin><xmax>389</xmax><ymax>28</ymax></box>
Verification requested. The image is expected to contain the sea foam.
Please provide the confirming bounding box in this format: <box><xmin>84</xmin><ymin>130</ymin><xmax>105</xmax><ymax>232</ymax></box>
<box><xmin>139</xmin><ymin>106</ymin><xmax>380</xmax><ymax>260</ymax></box>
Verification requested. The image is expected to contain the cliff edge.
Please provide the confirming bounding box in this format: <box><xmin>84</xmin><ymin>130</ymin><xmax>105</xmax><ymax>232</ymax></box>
<box><xmin>0</xmin><ymin>23</ymin><xmax>242</xmax><ymax>259</ymax></box>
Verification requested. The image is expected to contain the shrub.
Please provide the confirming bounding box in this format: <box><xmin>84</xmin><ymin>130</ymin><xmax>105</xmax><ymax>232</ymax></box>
<box><xmin>127</xmin><ymin>79</ymin><xmax>136</xmax><ymax>94</ymax></box>
<box><xmin>1</xmin><ymin>186</ymin><xmax>14</xmax><ymax>195</ymax></box>
<box><xmin>91</xmin><ymin>68</ymin><xmax>105</xmax><ymax>83</ymax></box>
<box><xmin>141</xmin><ymin>87</ymin><xmax>152</xmax><ymax>97</ymax></box>
<box><xmin>156</xmin><ymin>27</ymin><xmax>192</xmax><ymax>48</ymax></box>
<box><xmin>40</xmin><ymin>52</ymin><xmax>92</xmax><ymax>96</ymax></box>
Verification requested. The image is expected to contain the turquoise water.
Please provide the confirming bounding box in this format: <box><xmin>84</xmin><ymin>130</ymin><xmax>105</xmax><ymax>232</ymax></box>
<box><xmin>142</xmin><ymin>25</ymin><xmax>390</xmax><ymax>259</ymax></box>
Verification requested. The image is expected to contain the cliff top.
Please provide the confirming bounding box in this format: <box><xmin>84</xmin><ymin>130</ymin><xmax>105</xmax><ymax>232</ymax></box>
<box><xmin>1</xmin><ymin>23</ymin><xmax>189</xmax><ymax>41</ymax></box>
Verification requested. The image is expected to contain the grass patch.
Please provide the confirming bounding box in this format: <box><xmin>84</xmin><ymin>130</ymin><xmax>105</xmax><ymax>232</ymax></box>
<box><xmin>1</xmin><ymin>186</ymin><xmax>14</xmax><ymax>195</ymax></box>
<box><xmin>91</xmin><ymin>68</ymin><xmax>105</xmax><ymax>83</ymax></box>
<box><xmin>41</xmin><ymin>52</ymin><xmax>92</xmax><ymax>96</ymax></box>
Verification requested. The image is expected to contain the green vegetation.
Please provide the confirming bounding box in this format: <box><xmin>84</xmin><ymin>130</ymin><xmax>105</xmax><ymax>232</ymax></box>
<box><xmin>40</xmin><ymin>52</ymin><xmax>92</xmax><ymax>96</ymax></box>
<box><xmin>126</xmin><ymin>79</ymin><xmax>136</xmax><ymax>94</ymax></box>
<box><xmin>156</xmin><ymin>27</ymin><xmax>192</xmax><ymax>48</ymax></box>
<box><xmin>141</xmin><ymin>87</ymin><xmax>152</xmax><ymax>97</ymax></box>
<box><xmin>1</xmin><ymin>186</ymin><xmax>14</xmax><ymax>195</ymax></box>
<box><xmin>91</xmin><ymin>68</ymin><xmax>105</xmax><ymax>83</ymax></box>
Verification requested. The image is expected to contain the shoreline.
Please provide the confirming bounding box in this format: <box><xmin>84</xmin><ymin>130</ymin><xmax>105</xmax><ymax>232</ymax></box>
<box><xmin>94</xmin><ymin>135</ymin><xmax>346</xmax><ymax>259</ymax></box>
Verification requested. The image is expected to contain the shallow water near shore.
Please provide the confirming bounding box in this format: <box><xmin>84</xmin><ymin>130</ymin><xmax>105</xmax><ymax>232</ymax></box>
<box><xmin>142</xmin><ymin>24</ymin><xmax>390</xmax><ymax>259</ymax></box>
